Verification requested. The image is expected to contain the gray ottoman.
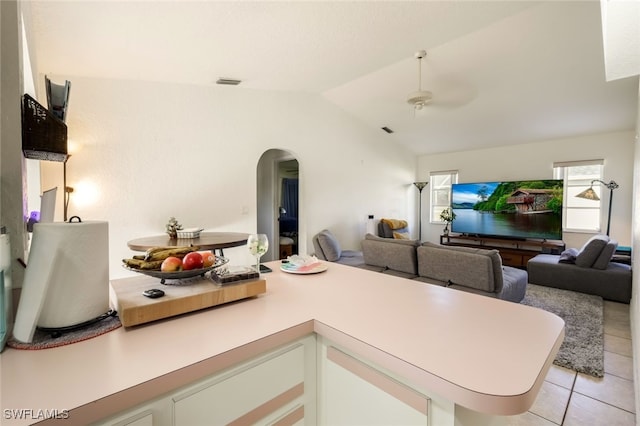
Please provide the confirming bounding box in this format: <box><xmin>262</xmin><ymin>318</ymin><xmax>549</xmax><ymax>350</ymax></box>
<box><xmin>500</xmin><ymin>266</ymin><xmax>528</xmax><ymax>303</ymax></box>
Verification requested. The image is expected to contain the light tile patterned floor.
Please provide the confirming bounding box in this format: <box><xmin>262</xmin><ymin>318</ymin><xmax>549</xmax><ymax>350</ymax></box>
<box><xmin>507</xmin><ymin>300</ymin><xmax>635</xmax><ymax>426</ymax></box>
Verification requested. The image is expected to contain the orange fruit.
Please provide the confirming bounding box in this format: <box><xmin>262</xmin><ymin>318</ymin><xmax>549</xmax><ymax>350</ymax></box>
<box><xmin>200</xmin><ymin>250</ymin><xmax>216</xmax><ymax>268</ymax></box>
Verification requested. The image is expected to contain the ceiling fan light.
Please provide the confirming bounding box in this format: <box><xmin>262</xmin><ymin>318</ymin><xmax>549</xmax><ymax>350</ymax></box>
<box><xmin>407</xmin><ymin>90</ymin><xmax>433</xmax><ymax>108</ymax></box>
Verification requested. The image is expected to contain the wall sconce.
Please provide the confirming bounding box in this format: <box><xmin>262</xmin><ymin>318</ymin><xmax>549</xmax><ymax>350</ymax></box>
<box><xmin>413</xmin><ymin>181</ymin><xmax>428</xmax><ymax>240</ymax></box>
<box><xmin>575</xmin><ymin>179</ymin><xmax>619</xmax><ymax>236</ymax></box>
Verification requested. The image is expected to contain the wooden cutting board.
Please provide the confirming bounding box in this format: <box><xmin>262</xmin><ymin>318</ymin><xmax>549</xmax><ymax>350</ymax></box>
<box><xmin>110</xmin><ymin>275</ymin><xmax>266</xmax><ymax>327</ymax></box>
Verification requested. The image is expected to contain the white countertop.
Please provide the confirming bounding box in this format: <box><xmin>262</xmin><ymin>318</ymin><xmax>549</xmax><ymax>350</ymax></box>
<box><xmin>0</xmin><ymin>261</ymin><xmax>564</xmax><ymax>425</ymax></box>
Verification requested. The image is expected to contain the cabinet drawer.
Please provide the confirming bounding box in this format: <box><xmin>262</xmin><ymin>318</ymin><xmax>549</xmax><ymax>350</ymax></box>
<box><xmin>173</xmin><ymin>343</ymin><xmax>305</xmax><ymax>425</ymax></box>
<box><xmin>499</xmin><ymin>252</ymin><xmax>523</xmax><ymax>267</ymax></box>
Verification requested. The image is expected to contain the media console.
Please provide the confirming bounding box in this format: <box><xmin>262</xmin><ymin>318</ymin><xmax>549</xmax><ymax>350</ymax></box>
<box><xmin>440</xmin><ymin>234</ymin><xmax>565</xmax><ymax>269</ymax></box>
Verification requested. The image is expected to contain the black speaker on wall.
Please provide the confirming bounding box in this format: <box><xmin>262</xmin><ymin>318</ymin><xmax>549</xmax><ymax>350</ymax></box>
<box><xmin>21</xmin><ymin>76</ymin><xmax>71</xmax><ymax>162</ymax></box>
<box><xmin>21</xmin><ymin>94</ymin><xmax>68</xmax><ymax>162</ymax></box>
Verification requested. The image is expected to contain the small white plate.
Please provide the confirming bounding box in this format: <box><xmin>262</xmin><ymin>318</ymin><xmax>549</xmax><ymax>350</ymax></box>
<box><xmin>280</xmin><ymin>261</ymin><xmax>328</xmax><ymax>274</ymax></box>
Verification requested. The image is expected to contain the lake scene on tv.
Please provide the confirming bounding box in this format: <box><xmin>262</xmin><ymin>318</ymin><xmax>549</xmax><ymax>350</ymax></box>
<box><xmin>451</xmin><ymin>180</ymin><xmax>563</xmax><ymax>240</ymax></box>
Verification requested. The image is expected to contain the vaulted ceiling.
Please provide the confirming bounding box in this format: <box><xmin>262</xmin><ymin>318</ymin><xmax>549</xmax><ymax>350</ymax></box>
<box><xmin>22</xmin><ymin>1</ymin><xmax>638</xmax><ymax>155</ymax></box>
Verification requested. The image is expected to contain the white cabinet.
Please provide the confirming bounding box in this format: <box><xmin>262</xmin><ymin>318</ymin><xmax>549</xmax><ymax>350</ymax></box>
<box><xmin>93</xmin><ymin>334</ymin><xmax>501</xmax><ymax>426</ymax></box>
<box><xmin>93</xmin><ymin>335</ymin><xmax>316</xmax><ymax>426</ymax></box>
<box><xmin>317</xmin><ymin>336</ymin><xmax>457</xmax><ymax>426</ymax></box>
<box><xmin>172</xmin><ymin>339</ymin><xmax>311</xmax><ymax>425</ymax></box>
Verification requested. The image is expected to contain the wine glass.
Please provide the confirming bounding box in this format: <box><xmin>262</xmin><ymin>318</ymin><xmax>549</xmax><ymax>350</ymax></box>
<box><xmin>247</xmin><ymin>234</ymin><xmax>269</xmax><ymax>272</ymax></box>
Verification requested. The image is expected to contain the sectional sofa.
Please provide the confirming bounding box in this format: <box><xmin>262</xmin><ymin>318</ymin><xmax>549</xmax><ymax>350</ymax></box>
<box><xmin>358</xmin><ymin>234</ymin><xmax>528</xmax><ymax>303</ymax></box>
<box><xmin>527</xmin><ymin>234</ymin><xmax>632</xmax><ymax>303</ymax></box>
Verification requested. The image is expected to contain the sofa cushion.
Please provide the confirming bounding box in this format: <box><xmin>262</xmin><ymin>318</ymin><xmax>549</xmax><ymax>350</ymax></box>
<box><xmin>417</xmin><ymin>243</ymin><xmax>499</xmax><ymax>293</ymax></box>
<box><xmin>575</xmin><ymin>235</ymin><xmax>609</xmax><ymax>267</ymax></box>
<box><xmin>317</xmin><ymin>229</ymin><xmax>341</xmax><ymax>262</ymax></box>
<box><xmin>362</xmin><ymin>233</ymin><xmax>419</xmax><ymax>275</ymax></box>
<box><xmin>365</xmin><ymin>233</ymin><xmax>418</xmax><ymax>246</ymax></box>
<box><xmin>592</xmin><ymin>239</ymin><xmax>618</xmax><ymax>270</ymax></box>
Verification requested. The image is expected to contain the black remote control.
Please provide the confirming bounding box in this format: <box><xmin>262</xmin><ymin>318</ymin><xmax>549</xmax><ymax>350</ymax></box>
<box><xmin>143</xmin><ymin>288</ymin><xmax>165</xmax><ymax>299</ymax></box>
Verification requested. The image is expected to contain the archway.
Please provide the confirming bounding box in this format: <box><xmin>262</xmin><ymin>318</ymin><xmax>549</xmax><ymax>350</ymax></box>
<box><xmin>256</xmin><ymin>149</ymin><xmax>299</xmax><ymax>262</ymax></box>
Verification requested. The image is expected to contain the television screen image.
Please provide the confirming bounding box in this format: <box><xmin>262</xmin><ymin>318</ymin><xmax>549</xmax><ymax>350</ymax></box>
<box><xmin>451</xmin><ymin>180</ymin><xmax>563</xmax><ymax>241</ymax></box>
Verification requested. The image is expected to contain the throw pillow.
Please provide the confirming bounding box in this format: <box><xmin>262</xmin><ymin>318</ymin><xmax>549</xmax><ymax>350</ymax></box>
<box><xmin>393</xmin><ymin>230</ymin><xmax>411</xmax><ymax>240</ymax></box>
<box><xmin>381</xmin><ymin>218</ymin><xmax>408</xmax><ymax>230</ymax></box>
<box><xmin>592</xmin><ymin>240</ymin><xmax>618</xmax><ymax>270</ymax></box>
<box><xmin>575</xmin><ymin>234</ymin><xmax>609</xmax><ymax>268</ymax></box>
<box><xmin>558</xmin><ymin>248</ymin><xmax>578</xmax><ymax>263</ymax></box>
<box><xmin>317</xmin><ymin>230</ymin><xmax>341</xmax><ymax>262</ymax></box>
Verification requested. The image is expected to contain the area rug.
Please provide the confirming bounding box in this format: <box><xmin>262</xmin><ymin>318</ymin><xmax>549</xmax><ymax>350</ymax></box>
<box><xmin>521</xmin><ymin>284</ymin><xmax>604</xmax><ymax>377</ymax></box>
<box><xmin>7</xmin><ymin>313</ymin><xmax>122</xmax><ymax>350</ymax></box>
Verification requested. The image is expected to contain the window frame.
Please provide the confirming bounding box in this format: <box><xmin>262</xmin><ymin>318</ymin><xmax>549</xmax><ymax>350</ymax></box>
<box><xmin>553</xmin><ymin>159</ymin><xmax>604</xmax><ymax>233</ymax></box>
<box><xmin>429</xmin><ymin>170</ymin><xmax>458</xmax><ymax>223</ymax></box>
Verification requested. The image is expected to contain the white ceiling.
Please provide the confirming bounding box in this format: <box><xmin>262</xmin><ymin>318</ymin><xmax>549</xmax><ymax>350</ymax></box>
<box><xmin>23</xmin><ymin>0</ymin><xmax>639</xmax><ymax>155</ymax></box>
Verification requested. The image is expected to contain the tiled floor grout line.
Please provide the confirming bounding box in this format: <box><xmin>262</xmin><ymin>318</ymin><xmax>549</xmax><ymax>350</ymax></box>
<box><xmin>570</xmin><ymin>388</ymin><xmax>637</xmax><ymax>416</ymax></box>
<box><xmin>558</xmin><ymin>370</ymin><xmax>578</xmax><ymax>425</ymax></box>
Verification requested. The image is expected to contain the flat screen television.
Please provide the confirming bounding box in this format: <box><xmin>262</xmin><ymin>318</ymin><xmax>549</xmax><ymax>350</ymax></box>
<box><xmin>21</xmin><ymin>94</ymin><xmax>68</xmax><ymax>162</ymax></box>
<box><xmin>451</xmin><ymin>180</ymin><xmax>563</xmax><ymax>241</ymax></box>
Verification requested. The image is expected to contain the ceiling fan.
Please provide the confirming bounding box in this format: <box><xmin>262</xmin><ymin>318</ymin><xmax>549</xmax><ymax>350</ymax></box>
<box><xmin>407</xmin><ymin>50</ymin><xmax>433</xmax><ymax>110</ymax></box>
<box><xmin>405</xmin><ymin>50</ymin><xmax>477</xmax><ymax>112</ymax></box>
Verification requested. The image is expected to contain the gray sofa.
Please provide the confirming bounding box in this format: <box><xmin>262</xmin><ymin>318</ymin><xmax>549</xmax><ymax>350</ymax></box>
<box><xmin>527</xmin><ymin>234</ymin><xmax>632</xmax><ymax>303</ymax></box>
<box><xmin>359</xmin><ymin>234</ymin><xmax>528</xmax><ymax>303</ymax></box>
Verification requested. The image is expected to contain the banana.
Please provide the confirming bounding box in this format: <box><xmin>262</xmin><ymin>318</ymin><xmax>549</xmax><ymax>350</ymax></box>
<box><xmin>144</xmin><ymin>246</ymin><xmax>199</xmax><ymax>262</ymax></box>
<box><xmin>122</xmin><ymin>258</ymin><xmax>164</xmax><ymax>270</ymax></box>
<box><xmin>144</xmin><ymin>246</ymin><xmax>171</xmax><ymax>258</ymax></box>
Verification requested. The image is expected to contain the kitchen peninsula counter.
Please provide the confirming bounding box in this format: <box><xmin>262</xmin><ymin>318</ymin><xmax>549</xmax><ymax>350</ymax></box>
<box><xmin>0</xmin><ymin>261</ymin><xmax>564</xmax><ymax>425</ymax></box>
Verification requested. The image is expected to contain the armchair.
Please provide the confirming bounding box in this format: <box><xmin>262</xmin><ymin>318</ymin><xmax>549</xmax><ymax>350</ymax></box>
<box><xmin>312</xmin><ymin>229</ymin><xmax>364</xmax><ymax>267</ymax></box>
<box><xmin>377</xmin><ymin>219</ymin><xmax>412</xmax><ymax>240</ymax></box>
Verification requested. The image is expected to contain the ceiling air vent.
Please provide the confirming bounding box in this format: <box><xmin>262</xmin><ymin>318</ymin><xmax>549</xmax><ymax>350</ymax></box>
<box><xmin>216</xmin><ymin>78</ymin><xmax>242</xmax><ymax>86</ymax></box>
<box><xmin>381</xmin><ymin>126</ymin><xmax>394</xmax><ymax>134</ymax></box>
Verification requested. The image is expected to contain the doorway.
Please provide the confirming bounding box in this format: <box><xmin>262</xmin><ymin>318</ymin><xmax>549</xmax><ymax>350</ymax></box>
<box><xmin>256</xmin><ymin>150</ymin><xmax>299</xmax><ymax>262</ymax></box>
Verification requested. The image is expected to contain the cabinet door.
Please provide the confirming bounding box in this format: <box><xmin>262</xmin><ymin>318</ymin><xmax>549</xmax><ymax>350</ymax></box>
<box><xmin>173</xmin><ymin>338</ymin><xmax>312</xmax><ymax>425</ymax></box>
<box><xmin>93</xmin><ymin>407</ymin><xmax>157</xmax><ymax>426</ymax></box>
<box><xmin>320</xmin><ymin>344</ymin><xmax>430</xmax><ymax>425</ymax></box>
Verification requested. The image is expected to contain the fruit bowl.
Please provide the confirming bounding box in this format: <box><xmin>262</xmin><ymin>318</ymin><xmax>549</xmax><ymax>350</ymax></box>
<box><xmin>123</xmin><ymin>255</ymin><xmax>229</xmax><ymax>284</ymax></box>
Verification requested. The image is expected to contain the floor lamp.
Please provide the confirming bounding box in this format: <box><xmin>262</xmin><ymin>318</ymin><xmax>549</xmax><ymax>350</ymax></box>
<box><xmin>413</xmin><ymin>182</ymin><xmax>428</xmax><ymax>240</ymax></box>
<box><xmin>575</xmin><ymin>179</ymin><xmax>619</xmax><ymax>236</ymax></box>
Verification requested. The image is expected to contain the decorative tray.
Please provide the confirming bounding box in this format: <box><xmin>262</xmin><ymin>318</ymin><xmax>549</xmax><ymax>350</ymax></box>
<box><xmin>176</xmin><ymin>227</ymin><xmax>204</xmax><ymax>239</ymax></box>
<box><xmin>123</xmin><ymin>256</ymin><xmax>229</xmax><ymax>284</ymax></box>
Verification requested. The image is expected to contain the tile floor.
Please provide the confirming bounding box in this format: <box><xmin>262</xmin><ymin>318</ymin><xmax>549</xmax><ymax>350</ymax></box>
<box><xmin>507</xmin><ymin>300</ymin><xmax>636</xmax><ymax>425</ymax></box>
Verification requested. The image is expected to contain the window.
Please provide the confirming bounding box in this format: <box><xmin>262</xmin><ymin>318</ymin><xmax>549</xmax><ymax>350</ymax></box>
<box><xmin>430</xmin><ymin>170</ymin><xmax>458</xmax><ymax>222</ymax></box>
<box><xmin>553</xmin><ymin>160</ymin><xmax>603</xmax><ymax>232</ymax></box>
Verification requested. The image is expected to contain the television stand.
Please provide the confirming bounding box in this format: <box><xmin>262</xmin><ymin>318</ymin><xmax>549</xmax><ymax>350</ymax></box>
<box><xmin>440</xmin><ymin>234</ymin><xmax>565</xmax><ymax>269</ymax></box>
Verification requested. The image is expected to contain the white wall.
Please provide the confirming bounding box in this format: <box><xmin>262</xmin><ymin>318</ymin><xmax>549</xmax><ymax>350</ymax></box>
<box><xmin>630</xmin><ymin>80</ymin><xmax>640</xmax><ymax>420</ymax></box>
<box><xmin>38</xmin><ymin>76</ymin><xmax>417</xmax><ymax>279</ymax></box>
<box><xmin>417</xmin><ymin>131</ymin><xmax>635</xmax><ymax>249</ymax></box>
<box><xmin>0</xmin><ymin>0</ymin><xmax>27</xmax><ymax>289</ymax></box>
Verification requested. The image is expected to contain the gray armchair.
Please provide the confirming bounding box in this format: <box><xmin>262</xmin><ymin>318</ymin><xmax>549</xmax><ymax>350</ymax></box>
<box><xmin>312</xmin><ymin>229</ymin><xmax>364</xmax><ymax>267</ymax></box>
<box><xmin>377</xmin><ymin>219</ymin><xmax>411</xmax><ymax>239</ymax></box>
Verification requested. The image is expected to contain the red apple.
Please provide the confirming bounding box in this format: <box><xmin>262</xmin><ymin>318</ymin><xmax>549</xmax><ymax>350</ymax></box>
<box><xmin>199</xmin><ymin>250</ymin><xmax>215</xmax><ymax>268</ymax></box>
<box><xmin>182</xmin><ymin>251</ymin><xmax>204</xmax><ymax>270</ymax></box>
<box><xmin>161</xmin><ymin>256</ymin><xmax>183</xmax><ymax>272</ymax></box>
